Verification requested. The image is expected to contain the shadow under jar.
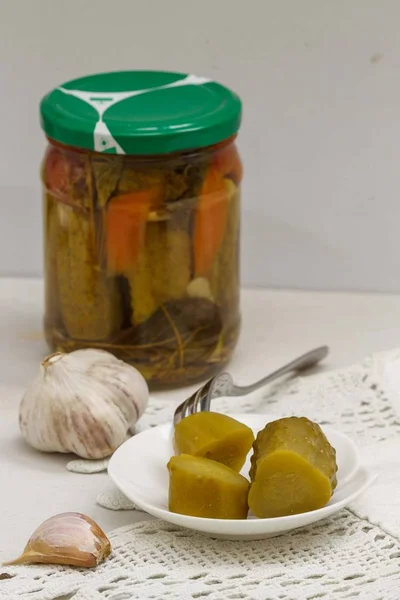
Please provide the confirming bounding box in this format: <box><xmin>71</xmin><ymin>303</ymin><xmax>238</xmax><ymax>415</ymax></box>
<box><xmin>40</xmin><ymin>70</ymin><xmax>243</xmax><ymax>388</ymax></box>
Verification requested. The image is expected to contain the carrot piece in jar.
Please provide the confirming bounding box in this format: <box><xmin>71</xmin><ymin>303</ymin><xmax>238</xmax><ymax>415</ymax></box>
<box><xmin>106</xmin><ymin>189</ymin><xmax>160</xmax><ymax>273</ymax></box>
<box><xmin>193</xmin><ymin>166</ymin><xmax>229</xmax><ymax>276</ymax></box>
<box><xmin>213</xmin><ymin>144</ymin><xmax>243</xmax><ymax>183</ymax></box>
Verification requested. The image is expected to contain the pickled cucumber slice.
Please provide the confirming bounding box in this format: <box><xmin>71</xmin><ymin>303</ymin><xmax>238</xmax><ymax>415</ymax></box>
<box><xmin>248</xmin><ymin>417</ymin><xmax>337</xmax><ymax>518</ymax></box>
<box><xmin>168</xmin><ymin>454</ymin><xmax>249</xmax><ymax>519</ymax></box>
<box><xmin>174</xmin><ymin>412</ymin><xmax>255</xmax><ymax>472</ymax></box>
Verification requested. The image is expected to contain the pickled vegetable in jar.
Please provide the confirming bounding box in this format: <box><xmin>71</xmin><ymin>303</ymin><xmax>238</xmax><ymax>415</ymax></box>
<box><xmin>39</xmin><ymin>71</ymin><xmax>243</xmax><ymax>388</ymax></box>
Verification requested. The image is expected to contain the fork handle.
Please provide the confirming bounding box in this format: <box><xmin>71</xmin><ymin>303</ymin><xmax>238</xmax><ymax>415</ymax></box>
<box><xmin>232</xmin><ymin>346</ymin><xmax>329</xmax><ymax>396</ymax></box>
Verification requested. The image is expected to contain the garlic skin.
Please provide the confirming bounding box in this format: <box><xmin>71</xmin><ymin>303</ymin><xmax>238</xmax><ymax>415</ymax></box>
<box><xmin>19</xmin><ymin>349</ymin><xmax>149</xmax><ymax>459</ymax></box>
<box><xmin>4</xmin><ymin>512</ymin><xmax>111</xmax><ymax>567</ymax></box>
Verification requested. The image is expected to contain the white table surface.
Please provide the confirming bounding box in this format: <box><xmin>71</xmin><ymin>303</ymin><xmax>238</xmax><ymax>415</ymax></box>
<box><xmin>2</xmin><ymin>278</ymin><xmax>400</xmax><ymax>563</ymax></box>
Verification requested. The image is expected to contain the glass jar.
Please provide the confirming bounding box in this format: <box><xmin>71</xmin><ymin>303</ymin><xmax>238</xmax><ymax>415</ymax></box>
<box><xmin>40</xmin><ymin>71</ymin><xmax>242</xmax><ymax>388</ymax></box>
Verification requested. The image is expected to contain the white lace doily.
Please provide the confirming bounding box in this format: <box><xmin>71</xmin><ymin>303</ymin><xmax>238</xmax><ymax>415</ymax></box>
<box><xmin>3</xmin><ymin>348</ymin><xmax>400</xmax><ymax>600</ymax></box>
<box><xmin>1</xmin><ymin>512</ymin><xmax>400</xmax><ymax>600</ymax></box>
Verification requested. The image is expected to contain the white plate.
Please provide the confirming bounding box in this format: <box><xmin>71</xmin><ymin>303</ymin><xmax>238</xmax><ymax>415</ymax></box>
<box><xmin>108</xmin><ymin>413</ymin><xmax>373</xmax><ymax>540</ymax></box>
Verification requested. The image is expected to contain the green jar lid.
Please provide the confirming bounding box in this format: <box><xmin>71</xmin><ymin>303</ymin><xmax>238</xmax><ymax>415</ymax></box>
<box><xmin>40</xmin><ymin>70</ymin><xmax>242</xmax><ymax>155</ymax></box>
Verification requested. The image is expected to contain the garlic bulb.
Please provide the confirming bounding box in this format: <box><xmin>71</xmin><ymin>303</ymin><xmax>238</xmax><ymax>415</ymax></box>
<box><xmin>4</xmin><ymin>512</ymin><xmax>111</xmax><ymax>567</ymax></box>
<box><xmin>19</xmin><ymin>349</ymin><xmax>149</xmax><ymax>459</ymax></box>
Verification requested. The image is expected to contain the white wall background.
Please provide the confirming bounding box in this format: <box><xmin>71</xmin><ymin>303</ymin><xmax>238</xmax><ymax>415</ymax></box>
<box><xmin>2</xmin><ymin>0</ymin><xmax>400</xmax><ymax>291</ymax></box>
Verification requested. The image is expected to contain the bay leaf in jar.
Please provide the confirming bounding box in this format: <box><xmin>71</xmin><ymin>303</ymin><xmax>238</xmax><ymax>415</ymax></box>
<box><xmin>165</xmin><ymin>162</ymin><xmax>208</xmax><ymax>202</ymax></box>
<box><xmin>128</xmin><ymin>297</ymin><xmax>223</xmax><ymax>381</ymax></box>
<box><xmin>117</xmin><ymin>165</ymin><xmax>164</xmax><ymax>200</ymax></box>
<box><xmin>183</xmin><ymin>162</ymin><xmax>208</xmax><ymax>199</ymax></box>
<box><xmin>164</xmin><ymin>168</ymin><xmax>189</xmax><ymax>201</ymax></box>
<box><xmin>91</xmin><ymin>155</ymin><xmax>124</xmax><ymax>208</ymax></box>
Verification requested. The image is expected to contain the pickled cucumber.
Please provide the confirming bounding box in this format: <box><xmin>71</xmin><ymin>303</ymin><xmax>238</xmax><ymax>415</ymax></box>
<box><xmin>168</xmin><ymin>454</ymin><xmax>249</xmax><ymax>519</ymax></box>
<box><xmin>248</xmin><ymin>417</ymin><xmax>337</xmax><ymax>518</ymax></box>
<box><xmin>174</xmin><ymin>412</ymin><xmax>255</xmax><ymax>472</ymax></box>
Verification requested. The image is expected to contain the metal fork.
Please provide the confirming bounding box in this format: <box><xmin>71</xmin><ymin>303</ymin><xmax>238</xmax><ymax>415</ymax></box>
<box><xmin>173</xmin><ymin>346</ymin><xmax>329</xmax><ymax>425</ymax></box>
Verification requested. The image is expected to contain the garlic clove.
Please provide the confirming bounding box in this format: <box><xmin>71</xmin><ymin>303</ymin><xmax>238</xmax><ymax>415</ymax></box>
<box><xmin>4</xmin><ymin>512</ymin><xmax>111</xmax><ymax>568</ymax></box>
<box><xmin>186</xmin><ymin>277</ymin><xmax>214</xmax><ymax>301</ymax></box>
<box><xmin>19</xmin><ymin>348</ymin><xmax>149</xmax><ymax>459</ymax></box>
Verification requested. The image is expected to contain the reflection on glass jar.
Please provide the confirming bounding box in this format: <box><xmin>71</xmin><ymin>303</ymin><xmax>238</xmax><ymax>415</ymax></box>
<box><xmin>40</xmin><ymin>71</ymin><xmax>242</xmax><ymax>388</ymax></box>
